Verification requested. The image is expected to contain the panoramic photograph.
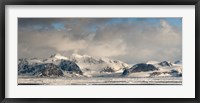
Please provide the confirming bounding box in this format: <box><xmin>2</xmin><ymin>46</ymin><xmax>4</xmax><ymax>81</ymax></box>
<box><xmin>18</xmin><ymin>18</ymin><xmax>182</xmax><ymax>85</ymax></box>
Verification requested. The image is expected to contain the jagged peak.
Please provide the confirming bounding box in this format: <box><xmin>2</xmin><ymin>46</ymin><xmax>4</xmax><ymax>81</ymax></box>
<box><xmin>174</xmin><ymin>60</ymin><xmax>182</xmax><ymax>64</ymax></box>
<box><xmin>71</xmin><ymin>53</ymin><xmax>83</xmax><ymax>58</ymax></box>
<box><xmin>50</xmin><ymin>53</ymin><xmax>68</xmax><ymax>60</ymax></box>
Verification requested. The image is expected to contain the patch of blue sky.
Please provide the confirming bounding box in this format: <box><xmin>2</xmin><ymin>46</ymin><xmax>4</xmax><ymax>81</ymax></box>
<box><xmin>163</xmin><ymin>18</ymin><xmax>182</xmax><ymax>27</ymax></box>
<box><xmin>51</xmin><ymin>22</ymin><xmax>65</xmax><ymax>30</ymax></box>
<box><xmin>104</xmin><ymin>18</ymin><xmax>181</xmax><ymax>27</ymax></box>
<box><xmin>105</xmin><ymin>18</ymin><xmax>159</xmax><ymax>25</ymax></box>
<box><xmin>137</xmin><ymin>18</ymin><xmax>182</xmax><ymax>27</ymax></box>
<box><xmin>105</xmin><ymin>18</ymin><xmax>129</xmax><ymax>25</ymax></box>
<box><xmin>89</xmin><ymin>25</ymin><xmax>98</xmax><ymax>32</ymax></box>
<box><xmin>134</xmin><ymin>18</ymin><xmax>165</xmax><ymax>27</ymax></box>
<box><xmin>144</xmin><ymin>18</ymin><xmax>160</xmax><ymax>23</ymax></box>
<box><xmin>49</xmin><ymin>18</ymin><xmax>181</xmax><ymax>32</ymax></box>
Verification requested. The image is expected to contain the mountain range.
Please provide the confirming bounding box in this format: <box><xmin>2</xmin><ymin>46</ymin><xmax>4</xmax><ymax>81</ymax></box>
<box><xmin>18</xmin><ymin>53</ymin><xmax>182</xmax><ymax>77</ymax></box>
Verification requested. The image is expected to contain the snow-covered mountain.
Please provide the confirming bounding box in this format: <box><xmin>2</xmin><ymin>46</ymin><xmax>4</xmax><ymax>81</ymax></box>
<box><xmin>69</xmin><ymin>53</ymin><xmax>129</xmax><ymax>76</ymax></box>
<box><xmin>18</xmin><ymin>53</ymin><xmax>182</xmax><ymax>78</ymax></box>
<box><xmin>18</xmin><ymin>54</ymin><xmax>81</xmax><ymax>77</ymax></box>
<box><xmin>42</xmin><ymin>53</ymin><xmax>69</xmax><ymax>65</ymax></box>
<box><xmin>59</xmin><ymin>59</ymin><xmax>83</xmax><ymax>75</ymax></box>
<box><xmin>122</xmin><ymin>60</ymin><xmax>182</xmax><ymax>77</ymax></box>
<box><xmin>18</xmin><ymin>53</ymin><xmax>129</xmax><ymax>77</ymax></box>
<box><xmin>18</xmin><ymin>61</ymin><xmax>64</xmax><ymax>77</ymax></box>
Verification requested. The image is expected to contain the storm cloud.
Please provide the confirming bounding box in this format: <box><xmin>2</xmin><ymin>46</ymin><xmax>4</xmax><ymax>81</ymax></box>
<box><xmin>18</xmin><ymin>18</ymin><xmax>182</xmax><ymax>64</ymax></box>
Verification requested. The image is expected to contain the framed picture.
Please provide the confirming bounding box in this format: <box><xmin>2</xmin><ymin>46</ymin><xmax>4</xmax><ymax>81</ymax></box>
<box><xmin>0</xmin><ymin>0</ymin><xmax>199</xmax><ymax>103</ymax></box>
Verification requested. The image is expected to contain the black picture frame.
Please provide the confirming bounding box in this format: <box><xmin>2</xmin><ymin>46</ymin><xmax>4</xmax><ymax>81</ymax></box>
<box><xmin>0</xmin><ymin>0</ymin><xmax>199</xmax><ymax>103</ymax></box>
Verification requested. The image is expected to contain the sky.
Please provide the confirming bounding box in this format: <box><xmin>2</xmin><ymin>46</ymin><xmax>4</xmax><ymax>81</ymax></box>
<box><xmin>18</xmin><ymin>18</ymin><xmax>182</xmax><ymax>64</ymax></box>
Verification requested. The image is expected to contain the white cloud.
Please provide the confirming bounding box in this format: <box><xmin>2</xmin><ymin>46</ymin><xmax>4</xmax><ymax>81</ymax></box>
<box><xmin>88</xmin><ymin>39</ymin><xmax>127</xmax><ymax>57</ymax></box>
<box><xmin>18</xmin><ymin>18</ymin><xmax>182</xmax><ymax>63</ymax></box>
